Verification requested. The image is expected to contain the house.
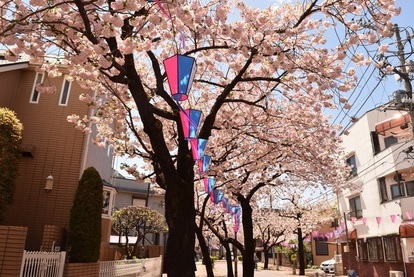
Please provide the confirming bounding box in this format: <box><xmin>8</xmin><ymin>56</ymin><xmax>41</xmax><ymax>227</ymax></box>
<box><xmin>337</xmin><ymin>106</ymin><xmax>414</xmax><ymax>277</ymax></box>
<box><xmin>108</xmin><ymin>174</ymin><xmax>166</xmax><ymax>248</ymax></box>
<box><xmin>0</xmin><ymin>53</ymin><xmax>114</xmax><ymax>253</ymax></box>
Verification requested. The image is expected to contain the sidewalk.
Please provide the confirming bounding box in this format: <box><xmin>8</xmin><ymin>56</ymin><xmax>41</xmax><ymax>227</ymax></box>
<box><xmin>194</xmin><ymin>260</ymin><xmax>349</xmax><ymax>277</ymax></box>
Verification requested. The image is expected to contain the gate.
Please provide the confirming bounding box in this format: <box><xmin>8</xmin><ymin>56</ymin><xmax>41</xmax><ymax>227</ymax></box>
<box><xmin>19</xmin><ymin>251</ymin><xmax>66</xmax><ymax>277</ymax></box>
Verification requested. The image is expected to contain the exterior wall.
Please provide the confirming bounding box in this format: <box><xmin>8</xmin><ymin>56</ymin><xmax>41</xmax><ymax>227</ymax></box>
<box><xmin>338</xmin><ymin>108</ymin><xmax>414</xmax><ymax>277</ymax></box>
<box><xmin>112</xmin><ymin>177</ymin><xmax>151</xmax><ymax>209</ymax></box>
<box><xmin>311</xmin><ymin>224</ymin><xmax>341</xmax><ymax>266</ymax></box>
<box><xmin>1</xmin><ymin>65</ymin><xmax>113</xmax><ymax>251</ymax></box>
<box><xmin>82</xmin><ymin>125</ymin><xmax>114</xmax><ymax>182</ymax></box>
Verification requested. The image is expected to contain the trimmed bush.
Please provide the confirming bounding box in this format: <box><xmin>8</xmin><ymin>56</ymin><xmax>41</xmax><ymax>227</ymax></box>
<box><xmin>68</xmin><ymin>167</ymin><xmax>103</xmax><ymax>263</ymax></box>
<box><xmin>0</xmin><ymin>108</ymin><xmax>23</xmax><ymax>223</ymax></box>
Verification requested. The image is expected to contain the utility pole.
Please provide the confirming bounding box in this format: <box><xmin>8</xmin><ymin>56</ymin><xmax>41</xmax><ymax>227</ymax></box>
<box><xmin>394</xmin><ymin>24</ymin><xmax>414</xmax><ymax>135</ymax></box>
<box><xmin>394</xmin><ymin>24</ymin><xmax>413</xmax><ymax>96</ymax></box>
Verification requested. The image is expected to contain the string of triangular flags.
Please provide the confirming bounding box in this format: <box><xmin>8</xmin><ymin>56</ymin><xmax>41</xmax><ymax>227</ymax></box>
<box><xmin>309</xmin><ymin>211</ymin><xmax>414</xmax><ymax>241</ymax></box>
<box><xmin>152</xmin><ymin>0</ymin><xmax>242</xmax><ymax>234</ymax></box>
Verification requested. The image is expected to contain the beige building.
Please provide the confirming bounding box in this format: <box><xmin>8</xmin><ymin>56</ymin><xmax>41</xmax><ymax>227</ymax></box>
<box><xmin>337</xmin><ymin>106</ymin><xmax>414</xmax><ymax>277</ymax></box>
<box><xmin>0</xmin><ymin>53</ymin><xmax>114</xmax><ymax>251</ymax></box>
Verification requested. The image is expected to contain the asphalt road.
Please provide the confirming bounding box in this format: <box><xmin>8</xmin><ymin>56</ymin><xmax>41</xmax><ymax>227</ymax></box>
<box><xmin>194</xmin><ymin>260</ymin><xmax>346</xmax><ymax>277</ymax></box>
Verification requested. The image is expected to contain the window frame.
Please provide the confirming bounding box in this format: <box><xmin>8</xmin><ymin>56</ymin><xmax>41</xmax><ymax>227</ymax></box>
<box><xmin>132</xmin><ymin>198</ymin><xmax>146</xmax><ymax>207</ymax></box>
<box><xmin>367</xmin><ymin>237</ymin><xmax>384</xmax><ymax>262</ymax></box>
<box><xmin>357</xmin><ymin>238</ymin><xmax>368</xmax><ymax>262</ymax></box>
<box><xmin>29</xmin><ymin>73</ymin><xmax>44</xmax><ymax>103</ymax></box>
<box><xmin>58</xmin><ymin>76</ymin><xmax>72</xmax><ymax>106</ymax></box>
<box><xmin>384</xmin><ymin>136</ymin><xmax>398</xmax><ymax>148</ymax></box>
<box><xmin>349</xmin><ymin>196</ymin><xmax>363</xmax><ymax>219</ymax></box>
<box><xmin>405</xmin><ymin>181</ymin><xmax>414</xmax><ymax>197</ymax></box>
<box><xmin>391</xmin><ymin>183</ymin><xmax>405</xmax><ymax>199</ymax></box>
<box><xmin>383</xmin><ymin>235</ymin><xmax>402</xmax><ymax>262</ymax></box>
<box><xmin>346</xmin><ymin>155</ymin><xmax>357</xmax><ymax>177</ymax></box>
<box><xmin>314</xmin><ymin>236</ymin><xmax>329</xmax><ymax>256</ymax></box>
<box><xmin>378</xmin><ymin>177</ymin><xmax>388</xmax><ymax>203</ymax></box>
<box><xmin>371</xmin><ymin>131</ymin><xmax>381</xmax><ymax>155</ymax></box>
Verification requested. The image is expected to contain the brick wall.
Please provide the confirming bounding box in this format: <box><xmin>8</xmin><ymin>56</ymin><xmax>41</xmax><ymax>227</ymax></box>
<box><xmin>0</xmin><ymin>225</ymin><xmax>28</xmax><ymax>277</ymax></box>
<box><xmin>42</xmin><ymin>224</ymin><xmax>63</xmax><ymax>251</ymax></box>
<box><xmin>357</xmin><ymin>261</ymin><xmax>404</xmax><ymax>277</ymax></box>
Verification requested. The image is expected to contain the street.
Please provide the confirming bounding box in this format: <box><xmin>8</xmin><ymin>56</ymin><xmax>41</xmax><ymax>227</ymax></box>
<box><xmin>194</xmin><ymin>260</ymin><xmax>345</xmax><ymax>277</ymax></box>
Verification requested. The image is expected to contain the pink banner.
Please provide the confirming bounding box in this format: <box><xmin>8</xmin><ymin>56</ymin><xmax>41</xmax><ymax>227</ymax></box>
<box><xmin>390</xmin><ymin>214</ymin><xmax>397</xmax><ymax>223</ymax></box>
<box><xmin>362</xmin><ymin>217</ymin><xmax>367</xmax><ymax>226</ymax></box>
<box><xmin>351</xmin><ymin>217</ymin><xmax>357</xmax><ymax>225</ymax></box>
<box><xmin>376</xmin><ymin>216</ymin><xmax>382</xmax><ymax>225</ymax></box>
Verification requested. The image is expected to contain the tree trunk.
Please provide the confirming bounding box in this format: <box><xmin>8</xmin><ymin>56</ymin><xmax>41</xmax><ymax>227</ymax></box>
<box><xmin>223</xmin><ymin>242</ymin><xmax>234</xmax><ymax>277</ymax></box>
<box><xmin>297</xmin><ymin>227</ymin><xmax>305</xmax><ymax>276</ymax></box>
<box><xmin>239</xmin><ymin>200</ymin><xmax>255</xmax><ymax>277</ymax></box>
<box><xmin>126</xmin><ymin>59</ymin><xmax>196</xmax><ymax>277</ymax></box>
<box><xmin>164</xmin><ymin>178</ymin><xmax>196</xmax><ymax>277</ymax></box>
<box><xmin>263</xmin><ymin>245</ymin><xmax>269</xmax><ymax>269</ymax></box>
<box><xmin>195</xmin><ymin>225</ymin><xmax>214</xmax><ymax>277</ymax></box>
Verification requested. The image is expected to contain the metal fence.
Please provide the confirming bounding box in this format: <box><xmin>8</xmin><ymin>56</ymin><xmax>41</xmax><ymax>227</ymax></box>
<box><xmin>19</xmin><ymin>251</ymin><xmax>66</xmax><ymax>277</ymax></box>
<box><xmin>99</xmin><ymin>256</ymin><xmax>163</xmax><ymax>277</ymax></box>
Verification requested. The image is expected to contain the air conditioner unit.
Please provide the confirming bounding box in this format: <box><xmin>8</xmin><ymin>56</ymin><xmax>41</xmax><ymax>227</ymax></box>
<box><xmin>389</xmin><ymin>271</ymin><xmax>404</xmax><ymax>277</ymax></box>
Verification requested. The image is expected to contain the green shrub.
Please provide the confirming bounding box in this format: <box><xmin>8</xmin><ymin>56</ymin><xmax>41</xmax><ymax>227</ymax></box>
<box><xmin>68</xmin><ymin>167</ymin><xmax>103</xmax><ymax>262</ymax></box>
<box><xmin>0</xmin><ymin>108</ymin><xmax>23</xmax><ymax>223</ymax></box>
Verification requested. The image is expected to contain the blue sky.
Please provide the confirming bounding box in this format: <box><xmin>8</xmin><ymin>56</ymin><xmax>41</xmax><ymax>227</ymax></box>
<box><xmin>242</xmin><ymin>0</ymin><xmax>414</xmax><ymax>130</ymax></box>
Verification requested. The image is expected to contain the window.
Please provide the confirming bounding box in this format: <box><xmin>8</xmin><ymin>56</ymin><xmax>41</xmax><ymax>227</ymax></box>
<box><xmin>384</xmin><ymin>136</ymin><xmax>398</xmax><ymax>148</ymax></box>
<box><xmin>367</xmin><ymin>237</ymin><xmax>384</xmax><ymax>262</ymax></box>
<box><xmin>59</xmin><ymin>77</ymin><xmax>71</xmax><ymax>106</ymax></box>
<box><xmin>383</xmin><ymin>236</ymin><xmax>402</xmax><ymax>261</ymax></box>
<box><xmin>30</xmin><ymin>73</ymin><xmax>44</xmax><ymax>103</ymax></box>
<box><xmin>349</xmin><ymin>196</ymin><xmax>362</xmax><ymax>219</ymax></box>
<box><xmin>357</xmin><ymin>239</ymin><xmax>368</xmax><ymax>262</ymax></box>
<box><xmin>391</xmin><ymin>183</ymin><xmax>405</xmax><ymax>199</ymax></box>
<box><xmin>314</xmin><ymin>236</ymin><xmax>329</xmax><ymax>255</ymax></box>
<box><xmin>346</xmin><ymin>155</ymin><xmax>357</xmax><ymax>177</ymax></box>
<box><xmin>132</xmin><ymin>198</ymin><xmax>146</xmax><ymax>207</ymax></box>
<box><xmin>378</xmin><ymin>177</ymin><xmax>388</xmax><ymax>203</ymax></box>
<box><xmin>371</xmin><ymin>131</ymin><xmax>381</xmax><ymax>154</ymax></box>
<box><xmin>406</xmin><ymin>181</ymin><xmax>414</xmax><ymax>197</ymax></box>
<box><xmin>102</xmin><ymin>188</ymin><xmax>115</xmax><ymax>217</ymax></box>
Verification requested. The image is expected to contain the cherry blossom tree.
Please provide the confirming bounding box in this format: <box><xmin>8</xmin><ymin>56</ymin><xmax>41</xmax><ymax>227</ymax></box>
<box><xmin>0</xmin><ymin>0</ymin><xmax>400</xmax><ymax>276</ymax></box>
<box><xmin>272</xmin><ymin>185</ymin><xmax>337</xmax><ymax>275</ymax></box>
<box><xmin>253</xmin><ymin>206</ymin><xmax>292</xmax><ymax>269</ymax></box>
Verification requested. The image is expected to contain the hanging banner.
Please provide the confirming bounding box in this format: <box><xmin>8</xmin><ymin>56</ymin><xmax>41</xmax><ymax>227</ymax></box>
<box><xmin>203</xmin><ymin>177</ymin><xmax>215</xmax><ymax>194</ymax></box>
<box><xmin>179</xmin><ymin>109</ymin><xmax>202</xmax><ymax>140</ymax></box>
<box><xmin>197</xmin><ymin>155</ymin><xmax>211</xmax><ymax>175</ymax></box>
<box><xmin>190</xmin><ymin>138</ymin><xmax>207</xmax><ymax>160</ymax></box>
<box><xmin>363</xmin><ymin>217</ymin><xmax>367</xmax><ymax>226</ymax></box>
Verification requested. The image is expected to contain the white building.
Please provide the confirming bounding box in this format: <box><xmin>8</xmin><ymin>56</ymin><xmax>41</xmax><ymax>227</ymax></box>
<box><xmin>337</xmin><ymin>107</ymin><xmax>414</xmax><ymax>277</ymax></box>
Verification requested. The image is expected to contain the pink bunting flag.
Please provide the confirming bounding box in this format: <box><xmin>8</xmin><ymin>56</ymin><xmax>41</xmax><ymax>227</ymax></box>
<box><xmin>312</xmin><ymin>231</ymin><xmax>319</xmax><ymax>238</ymax></box>
<box><xmin>362</xmin><ymin>217</ymin><xmax>367</xmax><ymax>226</ymax></box>
<box><xmin>376</xmin><ymin>216</ymin><xmax>382</xmax><ymax>225</ymax></box>
<box><xmin>351</xmin><ymin>217</ymin><xmax>357</xmax><ymax>225</ymax></box>
<box><xmin>390</xmin><ymin>214</ymin><xmax>397</xmax><ymax>223</ymax></box>
<box><xmin>406</xmin><ymin>211</ymin><xmax>413</xmax><ymax>220</ymax></box>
